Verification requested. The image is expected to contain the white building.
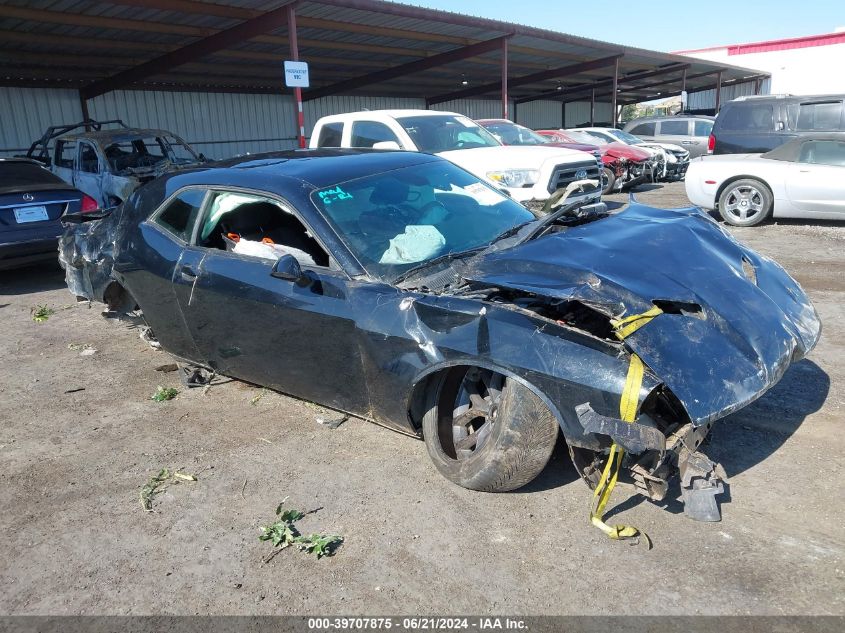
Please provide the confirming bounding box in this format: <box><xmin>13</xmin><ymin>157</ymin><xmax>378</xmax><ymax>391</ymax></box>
<box><xmin>674</xmin><ymin>29</ymin><xmax>845</xmax><ymax>110</ymax></box>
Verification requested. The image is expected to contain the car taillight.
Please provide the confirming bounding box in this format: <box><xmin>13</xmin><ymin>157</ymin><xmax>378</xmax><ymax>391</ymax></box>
<box><xmin>707</xmin><ymin>134</ymin><xmax>715</xmax><ymax>154</ymax></box>
<box><xmin>81</xmin><ymin>194</ymin><xmax>99</xmax><ymax>213</ymax></box>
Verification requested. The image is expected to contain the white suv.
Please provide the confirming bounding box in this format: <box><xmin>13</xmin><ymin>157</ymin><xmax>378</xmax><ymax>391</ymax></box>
<box><xmin>309</xmin><ymin>110</ymin><xmax>602</xmax><ymax>205</ymax></box>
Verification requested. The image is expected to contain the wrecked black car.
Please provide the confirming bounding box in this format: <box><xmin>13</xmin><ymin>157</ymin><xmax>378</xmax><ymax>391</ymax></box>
<box><xmin>59</xmin><ymin>149</ymin><xmax>821</xmax><ymax>524</ymax></box>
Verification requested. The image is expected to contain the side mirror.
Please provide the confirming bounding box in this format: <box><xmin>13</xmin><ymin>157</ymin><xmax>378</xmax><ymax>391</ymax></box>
<box><xmin>372</xmin><ymin>141</ymin><xmax>401</xmax><ymax>150</ymax></box>
<box><xmin>270</xmin><ymin>254</ymin><xmax>302</xmax><ymax>281</ymax></box>
<box><xmin>776</xmin><ymin>121</ymin><xmax>785</xmax><ymax>131</ymax></box>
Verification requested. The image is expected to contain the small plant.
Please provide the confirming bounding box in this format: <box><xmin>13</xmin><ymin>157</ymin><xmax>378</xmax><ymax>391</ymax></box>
<box><xmin>140</xmin><ymin>468</ymin><xmax>170</xmax><ymax>511</ymax></box>
<box><xmin>151</xmin><ymin>385</ymin><xmax>178</xmax><ymax>402</ymax></box>
<box><xmin>259</xmin><ymin>499</ymin><xmax>342</xmax><ymax>560</ymax></box>
<box><xmin>31</xmin><ymin>305</ymin><xmax>55</xmax><ymax>322</ymax></box>
<box><xmin>139</xmin><ymin>468</ymin><xmax>197</xmax><ymax>511</ymax></box>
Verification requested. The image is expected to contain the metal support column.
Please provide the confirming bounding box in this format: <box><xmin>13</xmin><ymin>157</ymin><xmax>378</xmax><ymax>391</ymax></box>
<box><xmin>501</xmin><ymin>38</ymin><xmax>508</xmax><ymax>119</ymax></box>
<box><xmin>79</xmin><ymin>91</ymin><xmax>91</xmax><ymax>130</ymax></box>
<box><xmin>611</xmin><ymin>57</ymin><xmax>619</xmax><ymax>126</ymax></box>
<box><xmin>287</xmin><ymin>4</ymin><xmax>305</xmax><ymax>149</ymax></box>
<box><xmin>561</xmin><ymin>101</ymin><xmax>566</xmax><ymax>128</ymax></box>
<box><xmin>715</xmin><ymin>71</ymin><xmax>723</xmax><ymax>114</ymax></box>
<box><xmin>590</xmin><ymin>89</ymin><xmax>595</xmax><ymax>125</ymax></box>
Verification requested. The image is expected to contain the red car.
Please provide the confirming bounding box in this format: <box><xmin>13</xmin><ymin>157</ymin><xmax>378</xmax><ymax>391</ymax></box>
<box><xmin>536</xmin><ymin>129</ymin><xmax>655</xmax><ymax>193</ymax></box>
<box><xmin>477</xmin><ymin>119</ymin><xmax>611</xmax><ymax>194</ymax></box>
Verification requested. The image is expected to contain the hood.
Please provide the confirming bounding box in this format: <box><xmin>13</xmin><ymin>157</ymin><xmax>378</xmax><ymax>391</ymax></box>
<box><xmin>645</xmin><ymin>141</ymin><xmax>686</xmax><ymax>153</ymax></box>
<box><xmin>438</xmin><ymin>145</ymin><xmax>588</xmax><ymax>167</ymax></box>
<box><xmin>604</xmin><ymin>143</ymin><xmax>652</xmax><ymax>161</ymax></box>
<box><xmin>465</xmin><ymin>203</ymin><xmax>821</xmax><ymax>426</ymax></box>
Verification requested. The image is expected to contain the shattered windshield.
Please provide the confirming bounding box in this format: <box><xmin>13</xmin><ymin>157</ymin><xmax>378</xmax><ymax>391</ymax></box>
<box><xmin>311</xmin><ymin>161</ymin><xmax>535</xmax><ymax>282</ymax></box>
<box><xmin>396</xmin><ymin>115</ymin><xmax>501</xmax><ymax>153</ymax></box>
<box><xmin>103</xmin><ymin>135</ymin><xmax>199</xmax><ymax>173</ymax></box>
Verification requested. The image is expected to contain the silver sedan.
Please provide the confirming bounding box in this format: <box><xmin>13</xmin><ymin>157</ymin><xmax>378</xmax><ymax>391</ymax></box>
<box><xmin>685</xmin><ymin>133</ymin><xmax>845</xmax><ymax>226</ymax></box>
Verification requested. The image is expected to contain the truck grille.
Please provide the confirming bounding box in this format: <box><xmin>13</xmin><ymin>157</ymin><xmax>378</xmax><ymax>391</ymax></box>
<box><xmin>548</xmin><ymin>160</ymin><xmax>602</xmax><ymax>194</ymax></box>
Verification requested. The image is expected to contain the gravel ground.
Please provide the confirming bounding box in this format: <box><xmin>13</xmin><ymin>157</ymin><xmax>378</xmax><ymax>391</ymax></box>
<box><xmin>0</xmin><ymin>181</ymin><xmax>843</xmax><ymax>616</ymax></box>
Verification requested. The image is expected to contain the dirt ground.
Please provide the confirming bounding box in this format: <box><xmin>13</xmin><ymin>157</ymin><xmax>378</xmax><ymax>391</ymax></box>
<box><xmin>1</xmin><ymin>181</ymin><xmax>843</xmax><ymax>616</ymax></box>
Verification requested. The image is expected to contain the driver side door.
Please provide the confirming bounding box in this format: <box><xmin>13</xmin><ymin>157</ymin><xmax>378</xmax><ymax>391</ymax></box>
<box><xmin>74</xmin><ymin>141</ymin><xmax>106</xmax><ymax>207</ymax></box>
<box><xmin>175</xmin><ymin>188</ymin><xmax>371</xmax><ymax>416</ymax></box>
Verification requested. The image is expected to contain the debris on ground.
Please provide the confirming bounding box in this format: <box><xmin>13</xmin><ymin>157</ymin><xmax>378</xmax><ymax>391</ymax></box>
<box><xmin>64</xmin><ymin>387</ymin><xmax>85</xmax><ymax>394</ymax></box>
<box><xmin>151</xmin><ymin>386</ymin><xmax>178</xmax><ymax>402</ymax></box>
<box><xmin>31</xmin><ymin>305</ymin><xmax>56</xmax><ymax>323</ymax></box>
<box><xmin>79</xmin><ymin>348</ymin><xmax>98</xmax><ymax>357</ymax></box>
<box><xmin>139</xmin><ymin>467</ymin><xmax>198</xmax><ymax>511</ymax></box>
<box><xmin>259</xmin><ymin>499</ymin><xmax>343</xmax><ymax>561</ymax></box>
<box><xmin>155</xmin><ymin>363</ymin><xmax>179</xmax><ymax>373</ymax></box>
<box><xmin>250</xmin><ymin>388</ymin><xmax>267</xmax><ymax>406</ymax></box>
<box><xmin>139</xmin><ymin>326</ymin><xmax>161</xmax><ymax>349</ymax></box>
<box><xmin>67</xmin><ymin>343</ymin><xmax>92</xmax><ymax>351</ymax></box>
<box><xmin>181</xmin><ymin>366</ymin><xmax>215</xmax><ymax>388</ymax></box>
<box><xmin>316</xmin><ymin>414</ymin><xmax>348</xmax><ymax>429</ymax></box>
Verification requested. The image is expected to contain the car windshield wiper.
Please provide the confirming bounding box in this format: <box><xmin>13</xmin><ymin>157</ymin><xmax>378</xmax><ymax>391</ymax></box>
<box><xmin>489</xmin><ymin>220</ymin><xmax>534</xmax><ymax>245</ymax></box>
<box><xmin>515</xmin><ymin>199</ymin><xmax>595</xmax><ymax>244</ymax></box>
<box><xmin>393</xmin><ymin>246</ymin><xmax>487</xmax><ymax>285</ymax></box>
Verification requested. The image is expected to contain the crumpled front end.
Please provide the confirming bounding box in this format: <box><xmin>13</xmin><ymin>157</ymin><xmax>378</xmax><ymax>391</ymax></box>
<box><xmin>463</xmin><ymin>201</ymin><xmax>821</xmax><ymax>519</ymax></box>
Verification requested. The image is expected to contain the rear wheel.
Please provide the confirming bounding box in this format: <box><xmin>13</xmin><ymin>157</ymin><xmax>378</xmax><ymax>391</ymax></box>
<box><xmin>718</xmin><ymin>179</ymin><xmax>772</xmax><ymax>227</ymax></box>
<box><xmin>601</xmin><ymin>167</ymin><xmax>616</xmax><ymax>195</ymax></box>
<box><xmin>422</xmin><ymin>367</ymin><xmax>558</xmax><ymax>492</ymax></box>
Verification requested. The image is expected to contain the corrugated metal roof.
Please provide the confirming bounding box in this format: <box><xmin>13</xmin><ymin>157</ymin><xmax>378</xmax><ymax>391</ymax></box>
<box><xmin>0</xmin><ymin>0</ymin><xmax>767</xmax><ymax>104</ymax></box>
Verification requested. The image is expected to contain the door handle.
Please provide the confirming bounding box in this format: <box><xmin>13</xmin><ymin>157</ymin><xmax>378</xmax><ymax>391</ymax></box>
<box><xmin>180</xmin><ymin>266</ymin><xmax>198</xmax><ymax>281</ymax></box>
<box><xmin>799</xmin><ymin>169</ymin><xmax>810</xmax><ymax>173</ymax></box>
<box><xmin>681</xmin><ymin>140</ymin><xmax>695</xmax><ymax>145</ymax></box>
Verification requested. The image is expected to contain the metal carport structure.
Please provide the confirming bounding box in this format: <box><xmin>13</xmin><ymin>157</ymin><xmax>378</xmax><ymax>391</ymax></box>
<box><xmin>0</xmin><ymin>0</ymin><xmax>767</xmax><ymax>149</ymax></box>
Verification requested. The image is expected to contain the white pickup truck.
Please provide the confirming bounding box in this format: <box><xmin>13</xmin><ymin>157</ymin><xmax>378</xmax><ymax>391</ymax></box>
<box><xmin>309</xmin><ymin>110</ymin><xmax>603</xmax><ymax>206</ymax></box>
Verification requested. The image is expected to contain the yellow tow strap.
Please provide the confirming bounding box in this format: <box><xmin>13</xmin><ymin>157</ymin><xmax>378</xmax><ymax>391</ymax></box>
<box><xmin>589</xmin><ymin>306</ymin><xmax>663</xmax><ymax>548</ymax></box>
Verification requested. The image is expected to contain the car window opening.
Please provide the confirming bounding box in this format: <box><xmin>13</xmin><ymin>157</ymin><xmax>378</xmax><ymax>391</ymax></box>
<box><xmin>199</xmin><ymin>192</ymin><xmax>330</xmax><ymax>268</ymax></box>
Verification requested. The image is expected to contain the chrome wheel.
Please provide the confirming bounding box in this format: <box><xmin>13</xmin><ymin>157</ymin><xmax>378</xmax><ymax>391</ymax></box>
<box><xmin>723</xmin><ymin>184</ymin><xmax>765</xmax><ymax>223</ymax></box>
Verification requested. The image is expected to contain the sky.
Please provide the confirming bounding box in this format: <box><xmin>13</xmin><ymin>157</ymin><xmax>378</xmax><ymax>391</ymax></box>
<box><xmin>401</xmin><ymin>0</ymin><xmax>845</xmax><ymax>52</ymax></box>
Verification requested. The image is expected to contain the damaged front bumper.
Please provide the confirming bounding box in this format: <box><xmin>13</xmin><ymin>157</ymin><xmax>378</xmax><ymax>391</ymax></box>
<box><xmin>576</xmin><ymin>402</ymin><xmax>726</xmax><ymax>521</ymax></box>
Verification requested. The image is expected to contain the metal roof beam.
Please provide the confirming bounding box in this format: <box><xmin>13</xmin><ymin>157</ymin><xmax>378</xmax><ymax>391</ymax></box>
<box><xmin>515</xmin><ymin>63</ymin><xmax>690</xmax><ymax>104</ymax></box>
<box><xmin>303</xmin><ymin>35</ymin><xmax>512</xmax><ymax>102</ymax></box>
<box><xmin>80</xmin><ymin>1</ymin><xmax>298</xmax><ymax>99</ymax></box>
<box><xmin>426</xmin><ymin>54</ymin><xmax>623</xmax><ymax>106</ymax></box>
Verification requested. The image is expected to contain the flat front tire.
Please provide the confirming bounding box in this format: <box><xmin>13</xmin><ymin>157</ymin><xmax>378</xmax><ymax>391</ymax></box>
<box><xmin>422</xmin><ymin>368</ymin><xmax>558</xmax><ymax>492</ymax></box>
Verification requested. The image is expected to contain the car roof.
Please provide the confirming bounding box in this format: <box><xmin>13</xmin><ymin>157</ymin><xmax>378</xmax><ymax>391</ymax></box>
<box><xmin>318</xmin><ymin>109</ymin><xmax>461</xmax><ymax>121</ymax></box>
<box><xmin>57</xmin><ymin>128</ymin><xmax>177</xmax><ymax>143</ymax></box>
<box><xmin>625</xmin><ymin>115</ymin><xmax>715</xmax><ymax>123</ymax></box>
<box><xmin>177</xmin><ymin>148</ymin><xmax>443</xmax><ymax>190</ymax></box>
<box><xmin>0</xmin><ymin>157</ymin><xmax>43</xmax><ymax>165</ymax></box>
<box><xmin>731</xmin><ymin>93</ymin><xmax>844</xmax><ymax>103</ymax></box>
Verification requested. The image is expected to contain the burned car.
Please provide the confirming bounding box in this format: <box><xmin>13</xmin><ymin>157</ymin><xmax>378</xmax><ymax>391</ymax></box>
<box><xmin>27</xmin><ymin>119</ymin><xmax>206</xmax><ymax>209</ymax></box>
<box><xmin>60</xmin><ymin>149</ymin><xmax>820</xmax><ymax>526</ymax></box>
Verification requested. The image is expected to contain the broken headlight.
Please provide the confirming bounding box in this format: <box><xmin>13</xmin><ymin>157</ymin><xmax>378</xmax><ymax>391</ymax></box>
<box><xmin>486</xmin><ymin>169</ymin><xmax>540</xmax><ymax>188</ymax></box>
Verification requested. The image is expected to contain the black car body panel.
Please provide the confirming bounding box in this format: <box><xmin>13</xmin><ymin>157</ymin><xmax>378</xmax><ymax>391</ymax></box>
<box><xmin>58</xmin><ymin>150</ymin><xmax>821</xmax><ymax>495</ymax></box>
<box><xmin>1</xmin><ymin>158</ymin><xmax>84</xmax><ymax>269</ymax></box>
